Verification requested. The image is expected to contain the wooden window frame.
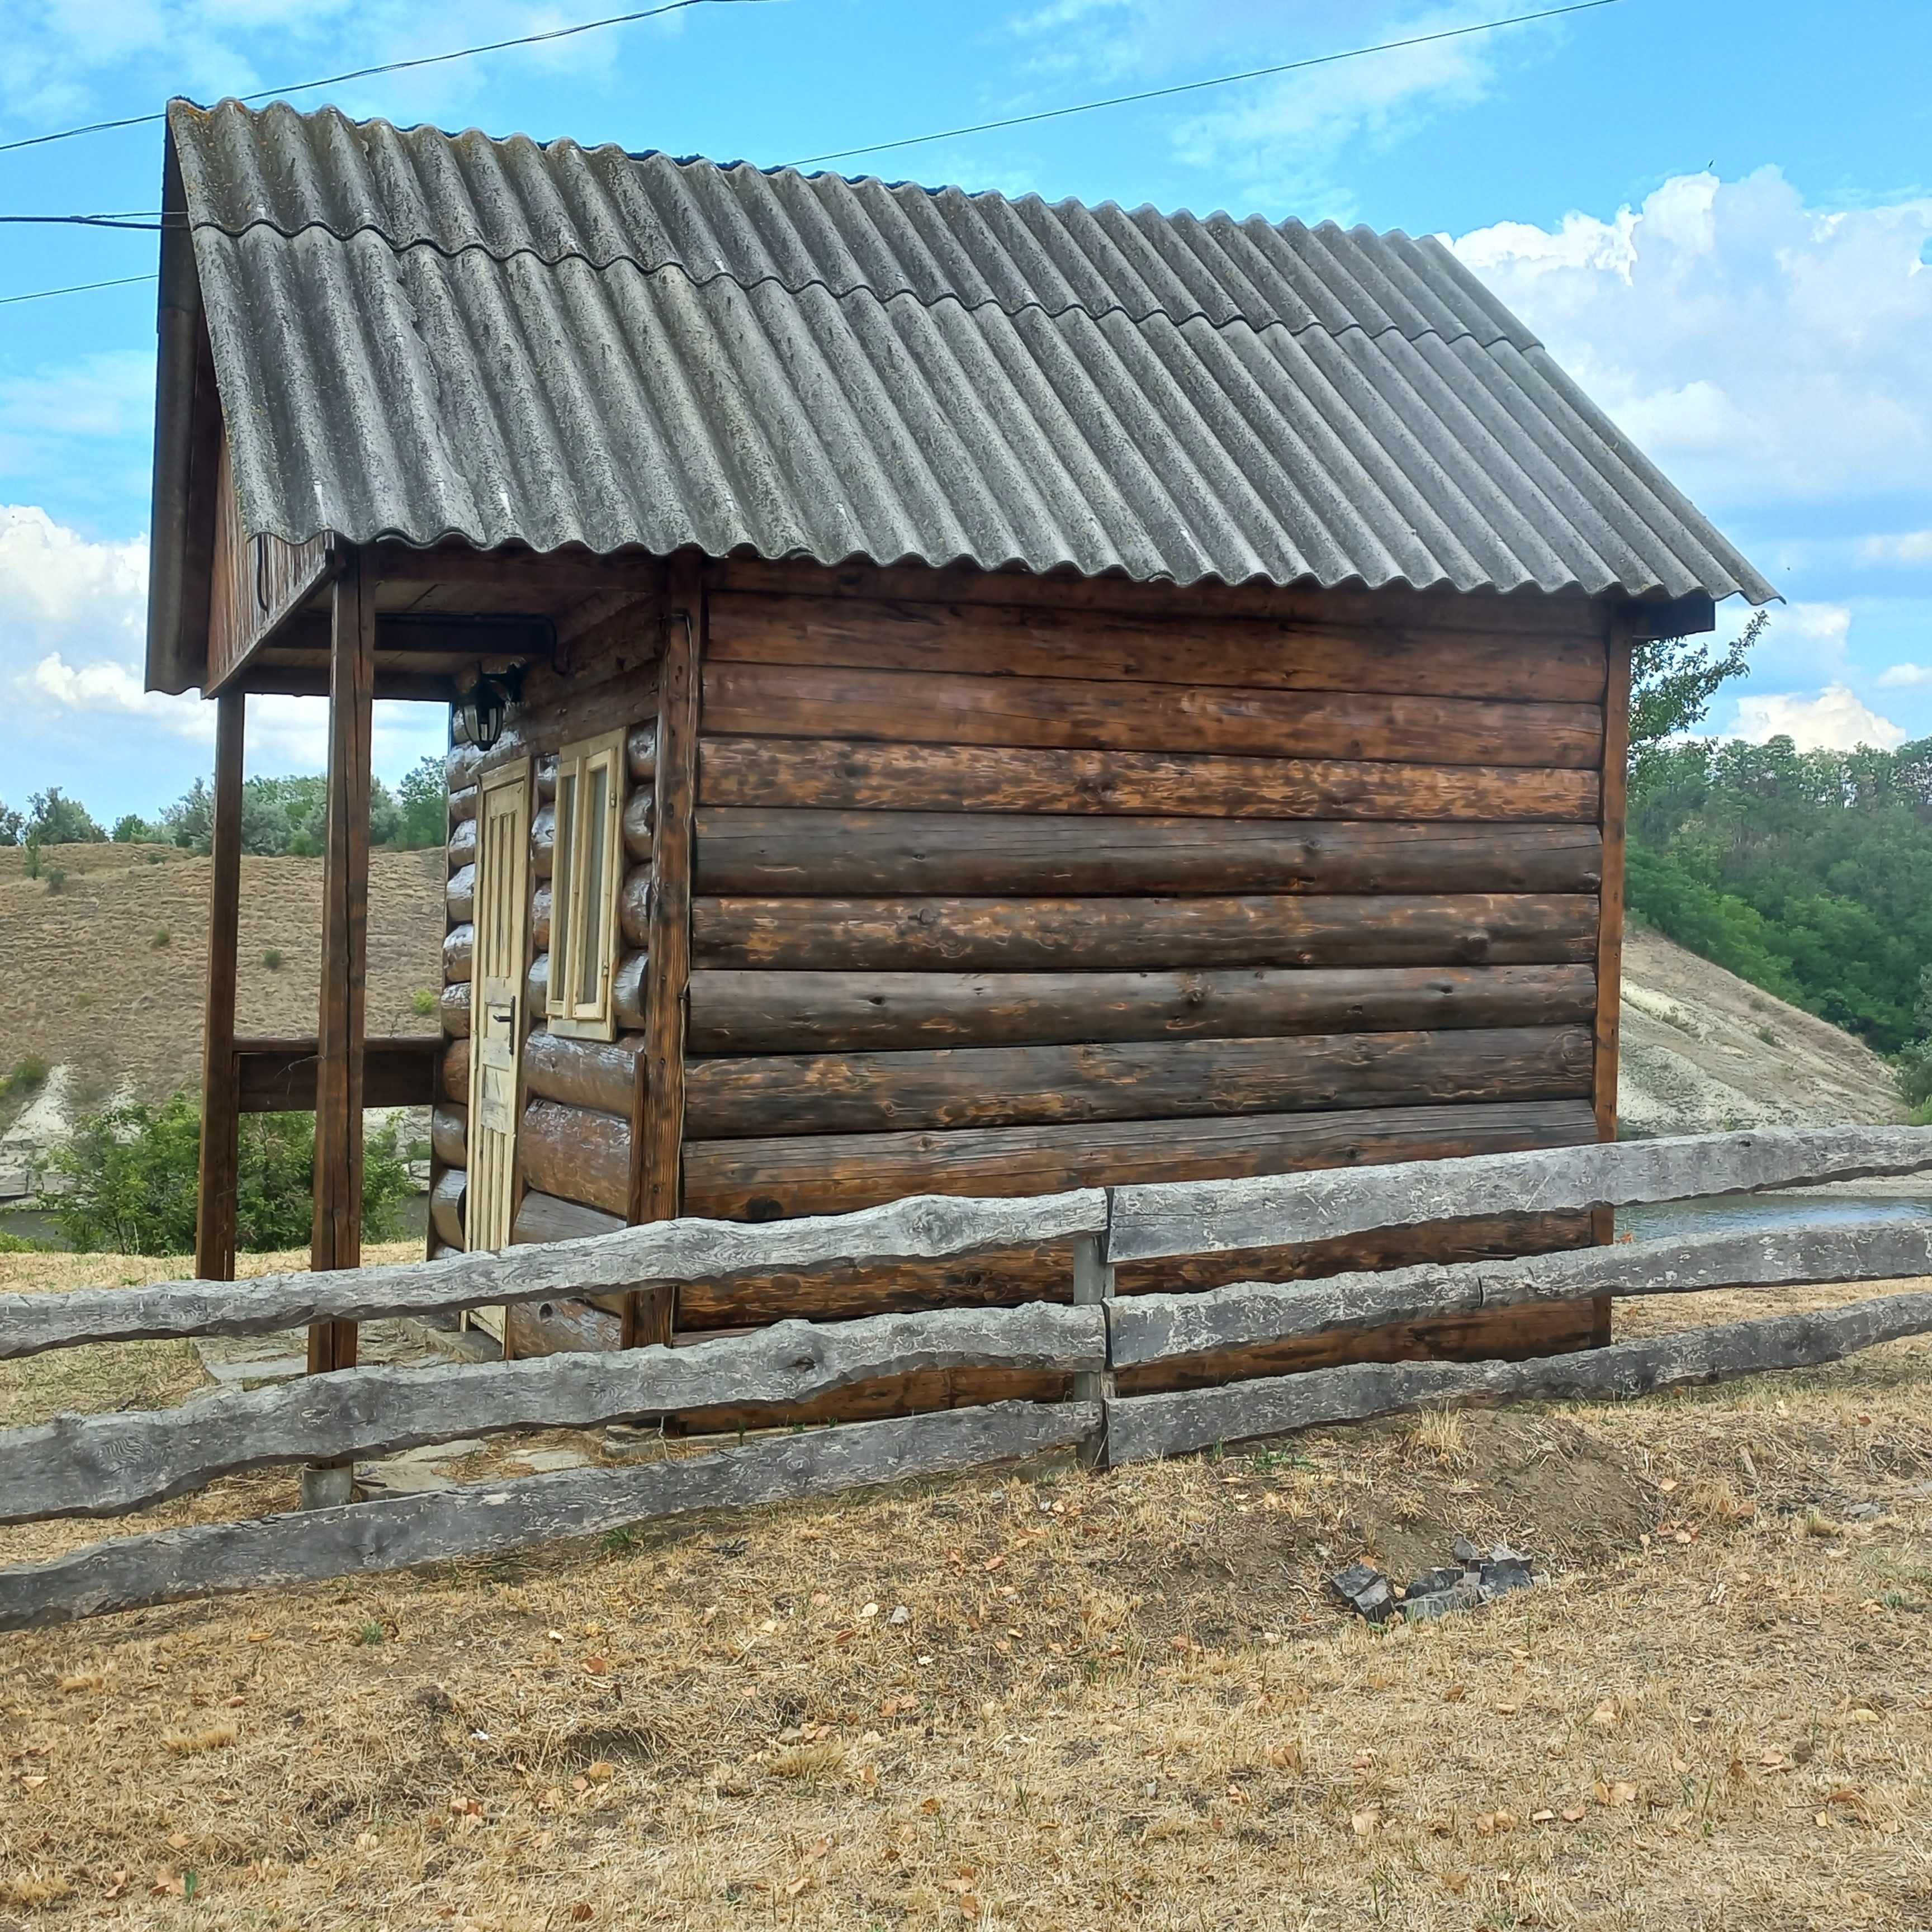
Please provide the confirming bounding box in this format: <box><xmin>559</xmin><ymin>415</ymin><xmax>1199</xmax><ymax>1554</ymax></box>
<box><xmin>547</xmin><ymin>727</ymin><xmax>627</xmax><ymax>1042</ymax></box>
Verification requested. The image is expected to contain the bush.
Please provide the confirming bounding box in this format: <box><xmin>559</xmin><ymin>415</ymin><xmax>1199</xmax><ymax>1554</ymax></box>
<box><xmin>151</xmin><ymin>927</ymin><xmax>171</xmax><ymax>950</ymax></box>
<box><xmin>42</xmin><ymin>864</ymin><xmax>65</xmax><ymax>894</ymax></box>
<box><xmin>262</xmin><ymin>948</ymin><xmax>283</xmax><ymax>971</ymax></box>
<box><xmin>411</xmin><ymin>987</ymin><xmax>437</xmax><ymax>1016</ymax></box>
<box><xmin>48</xmin><ymin>1095</ymin><xmax>415</xmax><ymax>1256</ymax></box>
<box><xmin>1</xmin><ymin>1056</ymin><xmax>48</xmax><ymax>1102</ymax></box>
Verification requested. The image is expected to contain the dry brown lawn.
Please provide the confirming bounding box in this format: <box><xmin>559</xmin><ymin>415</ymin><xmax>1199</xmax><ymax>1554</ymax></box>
<box><xmin>2</xmin><ymin>1249</ymin><xmax>1930</xmax><ymax>1930</ymax></box>
<box><xmin>0</xmin><ymin>846</ymin><xmax>442</xmax><ymax>1109</ymax></box>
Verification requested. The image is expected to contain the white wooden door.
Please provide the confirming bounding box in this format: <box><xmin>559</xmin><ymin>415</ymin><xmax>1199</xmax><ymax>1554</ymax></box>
<box><xmin>465</xmin><ymin>760</ymin><xmax>531</xmax><ymax>1341</ymax></box>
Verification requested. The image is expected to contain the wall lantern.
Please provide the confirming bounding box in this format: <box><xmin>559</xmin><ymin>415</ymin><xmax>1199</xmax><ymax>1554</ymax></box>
<box><xmin>457</xmin><ymin>666</ymin><xmax>523</xmax><ymax>752</ymax></box>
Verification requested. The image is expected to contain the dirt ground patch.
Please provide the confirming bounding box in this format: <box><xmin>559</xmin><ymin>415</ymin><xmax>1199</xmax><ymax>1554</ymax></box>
<box><xmin>3</xmin><ymin>1252</ymin><xmax>1930</xmax><ymax>1930</ymax></box>
<box><xmin>0</xmin><ymin>846</ymin><xmax>442</xmax><ymax>1111</ymax></box>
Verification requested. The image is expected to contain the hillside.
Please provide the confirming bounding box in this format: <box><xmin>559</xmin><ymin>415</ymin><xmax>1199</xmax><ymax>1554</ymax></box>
<box><xmin>0</xmin><ymin>843</ymin><xmax>442</xmax><ymax>1193</ymax></box>
<box><xmin>1620</xmin><ymin>924</ymin><xmax>1909</xmax><ymax>1135</ymax></box>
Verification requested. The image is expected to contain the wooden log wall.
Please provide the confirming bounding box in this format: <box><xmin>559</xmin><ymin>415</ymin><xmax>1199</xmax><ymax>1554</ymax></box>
<box><xmin>658</xmin><ymin>579</ymin><xmax>1613</xmax><ymax>1358</ymax></box>
<box><xmin>444</xmin><ymin>563</ymin><xmax>1621</xmax><ymax>1384</ymax></box>
<box><xmin>438</xmin><ymin>596</ymin><xmax>664</xmax><ymax>1305</ymax></box>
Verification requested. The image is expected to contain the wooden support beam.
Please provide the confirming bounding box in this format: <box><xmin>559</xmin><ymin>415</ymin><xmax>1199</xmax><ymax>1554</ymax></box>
<box><xmin>626</xmin><ymin>553</ymin><xmax>702</xmax><ymax>1348</ymax></box>
<box><xmin>309</xmin><ymin>546</ymin><xmax>374</xmax><ymax>1388</ymax></box>
<box><xmin>1590</xmin><ymin>610</ymin><xmax>1635</xmax><ymax>1342</ymax></box>
<box><xmin>194</xmin><ymin>689</ymin><xmax>244</xmax><ymax>1282</ymax></box>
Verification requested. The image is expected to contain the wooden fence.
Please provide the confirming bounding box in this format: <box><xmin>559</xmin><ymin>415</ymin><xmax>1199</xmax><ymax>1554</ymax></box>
<box><xmin>3</xmin><ymin>1125</ymin><xmax>1930</xmax><ymax>1630</ymax></box>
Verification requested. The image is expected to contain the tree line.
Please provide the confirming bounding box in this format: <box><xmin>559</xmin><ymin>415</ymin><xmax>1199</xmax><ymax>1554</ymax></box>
<box><xmin>0</xmin><ymin>754</ymin><xmax>448</xmax><ymax>857</ymax></box>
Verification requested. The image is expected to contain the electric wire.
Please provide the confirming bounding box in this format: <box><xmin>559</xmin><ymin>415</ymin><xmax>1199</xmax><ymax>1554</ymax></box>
<box><xmin>0</xmin><ymin>0</ymin><xmax>1628</xmax><ymax>306</ymax></box>
<box><xmin>0</xmin><ymin>0</ymin><xmax>769</xmax><ymax>157</ymax></box>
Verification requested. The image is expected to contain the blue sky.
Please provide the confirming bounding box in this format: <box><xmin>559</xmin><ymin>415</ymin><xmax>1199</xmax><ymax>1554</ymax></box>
<box><xmin>3</xmin><ymin>0</ymin><xmax>1930</xmax><ymax>821</ymax></box>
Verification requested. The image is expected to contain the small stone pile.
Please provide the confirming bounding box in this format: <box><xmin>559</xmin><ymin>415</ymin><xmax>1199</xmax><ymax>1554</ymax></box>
<box><xmin>1329</xmin><ymin>1535</ymin><xmax>1535</xmax><ymax>1625</ymax></box>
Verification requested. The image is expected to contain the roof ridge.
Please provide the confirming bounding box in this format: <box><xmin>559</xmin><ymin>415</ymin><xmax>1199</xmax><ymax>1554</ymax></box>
<box><xmin>187</xmin><ymin>214</ymin><xmax>1530</xmax><ymax>349</ymax></box>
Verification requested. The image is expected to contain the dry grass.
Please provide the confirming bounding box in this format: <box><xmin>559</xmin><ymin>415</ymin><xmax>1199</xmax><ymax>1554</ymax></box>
<box><xmin>3</xmin><ymin>1256</ymin><xmax>1931</xmax><ymax>1928</ymax></box>
<box><xmin>0</xmin><ymin>846</ymin><xmax>443</xmax><ymax>1108</ymax></box>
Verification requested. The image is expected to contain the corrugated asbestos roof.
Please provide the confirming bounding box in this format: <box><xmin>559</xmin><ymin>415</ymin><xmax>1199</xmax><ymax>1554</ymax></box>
<box><xmin>168</xmin><ymin>98</ymin><xmax>1775</xmax><ymax>610</ymax></box>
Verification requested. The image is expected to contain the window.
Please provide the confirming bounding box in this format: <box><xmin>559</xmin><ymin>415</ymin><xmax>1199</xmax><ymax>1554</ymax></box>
<box><xmin>547</xmin><ymin>728</ymin><xmax>627</xmax><ymax>1040</ymax></box>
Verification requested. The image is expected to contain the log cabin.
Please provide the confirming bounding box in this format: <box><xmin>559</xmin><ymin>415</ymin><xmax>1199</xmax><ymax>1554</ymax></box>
<box><xmin>145</xmin><ymin>98</ymin><xmax>1773</xmax><ymax>1410</ymax></box>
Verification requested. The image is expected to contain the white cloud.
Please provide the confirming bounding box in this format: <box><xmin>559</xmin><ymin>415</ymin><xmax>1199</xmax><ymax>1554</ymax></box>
<box><xmin>3</xmin><ymin>503</ymin><xmax>444</xmax><ymax>787</ymax></box>
<box><xmin>1860</xmin><ymin>531</ymin><xmax>1932</xmax><ymax>565</ymax></box>
<box><xmin>1005</xmin><ymin>1</ymin><xmax>1559</xmax><ymax>215</ymax></box>
<box><xmin>1450</xmin><ymin>170</ymin><xmax>1932</xmax><ymax>505</ymax></box>
<box><xmin>1878</xmin><ymin>663</ymin><xmax>1932</xmax><ymax>689</ymax></box>
<box><xmin>1729</xmin><ymin>683</ymin><xmax>1907</xmax><ymax>753</ymax></box>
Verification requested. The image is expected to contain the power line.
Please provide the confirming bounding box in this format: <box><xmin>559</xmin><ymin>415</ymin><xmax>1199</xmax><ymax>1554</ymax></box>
<box><xmin>0</xmin><ymin>0</ymin><xmax>1628</xmax><ymax>305</ymax></box>
<box><xmin>0</xmin><ymin>0</ymin><xmax>771</xmax><ymax>158</ymax></box>
<box><xmin>788</xmin><ymin>0</ymin><xmax>1626</xmax><ymax>168</ymax></box>
<box><xmin>0</xmin><ymin>272</ymin><xmax>154</xmax><ymax>307</ymax></box>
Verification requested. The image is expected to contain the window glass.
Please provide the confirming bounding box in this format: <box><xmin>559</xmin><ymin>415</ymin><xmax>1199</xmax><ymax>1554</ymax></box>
<box><xmin>576</xmin><ymin>761</ymin><xmax>609</xmax><ymax>1008</ymax></box>
<box><xmin>551</xmin><ymin>768</ymin><xmax>577</xmax><ymax>1012</ymax></box>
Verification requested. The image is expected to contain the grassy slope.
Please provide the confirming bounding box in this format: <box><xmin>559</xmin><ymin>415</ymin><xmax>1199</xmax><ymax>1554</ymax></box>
<box><xmin>0</xmin><ymin>845</ymin><xmax>444</xmax><ymax>1111</ymax></box>
<box><xmin>1</xmin><ymin>1246</ymin><xmax>1929</xmax><ymax>1929</ymax></box>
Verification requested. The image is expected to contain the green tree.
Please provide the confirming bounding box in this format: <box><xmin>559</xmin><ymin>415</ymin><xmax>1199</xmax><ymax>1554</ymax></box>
<box><xmin>112</xmin><ymin>812</ymin><xmax>159</xmax><ymax>842</ymax></box>
<box><xmin>26</xmin><ymin>787</ymin><xmax>106</xmax><ymax>844</ymax></box>
<box><xmin>50</xmin><ymin>1096</ymin><xmax>414</xmax><ymax>1256</ymax></box>
<box><xmin>394</xmin><ymin>754</ymin><xmax>450</xmax><ymax>848</ymax></box>
<box><xmin>0</xmin><ymin>801</ymin><xmax>22</xmax><ymax>846</ymax></box>
<box><xmin>1628</xmin><ymin>609</ymin><xmax>1768</xmax><ymax>763</ymax></box>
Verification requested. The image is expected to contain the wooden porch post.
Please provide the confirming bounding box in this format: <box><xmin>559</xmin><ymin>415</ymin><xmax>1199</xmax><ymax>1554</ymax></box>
<box><xmin>307</xmin><ymin>544</ymin><xmax>373</xmax><ymax>1398</ymax></box>
<box><xmin>195</xmin><ymin>688</ymin><xmax>245</xmax><ymax>1282</ymax></box>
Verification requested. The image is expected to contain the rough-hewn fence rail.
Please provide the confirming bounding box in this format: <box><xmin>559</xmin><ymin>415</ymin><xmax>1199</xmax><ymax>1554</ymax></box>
<box><xmin>2</xmin><ymin>1128</ymin><xmax>1929</xmax><ymax>1628</ymax></box>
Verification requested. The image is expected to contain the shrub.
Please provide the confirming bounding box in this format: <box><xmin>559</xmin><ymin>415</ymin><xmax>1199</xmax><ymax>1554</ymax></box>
<box><xmin>0</xmin><ymin>1226</ymin><xmax>50</xmax><ymax>1253</ymax></box>
<box><xmin>411</xmin><ymin>987</ymin><xmax>437</xmax><ymax>1016</ymax></box>
<box><xmin>0</xmin><ymin>1056</ymin><xmax>48</xmax><ymax>1102</ymax></box>
<box><xmin>151</xmin><ymin>927</ymin><xmax>171</xmax><ymax>950</ymax></box>
<box><xmin>49</xmin><ymin>1095</ymin><xmax>414</xmax><ymax>1256</ymax></box>
<box><xmin>42</xmin><ymin>864</ymin><xmax>65</xmax><ymax>894</ymax></box>
<box><xmin>262</xmin><ymin>948</ymin><xmax>283</xmax><ymax>971</ymax></box>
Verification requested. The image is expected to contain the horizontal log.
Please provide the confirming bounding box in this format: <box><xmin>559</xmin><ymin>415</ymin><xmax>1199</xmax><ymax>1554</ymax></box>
<box><xmin>686</xmin><ymin>965</ymin><xmax>1598</xmax><ymax>1055</ymax></box>
<box><xmin>505</xmin><ymin>1295</ymin><xmax>622</xmax><ymax>1356</ymax></box>
<box><xmin>683</xmin><ymin>1098</ymin><xmax>1598</xmax><ymax>1221</ymax></box>
<box><xmin>1111</xmin><ymin>1219</ymin><xmax>1932</xmax><ymax>1367</ymax></box>
<box><xmin>449</xmin><ymin>817</ymin><xmax>477</xmax><ymax>866</ymax></box>
<box><xmin>448</xmin><ymin>783</ymin><xmax>478</xmax><ymax>825</ymax></box>
<box><xmin>613</xmin><ymin>951</ymin><xmax>647</xmax><ymax>1030</ymax></box>
<box><xmin>443</xmin><ymin>923</ymin><xmax>473</xmax><ymax>984</ymax></box>
<box><xmin>1108</xmin><ymin>1124</ymin><xmax>1932</xmax><ymax>1264</ymax></box>
<box><xmin>698</xmin><ymin>737</ymin><xmax>1601</xmax><ymax>824</ymax></box>
<box><xmin>705</xmin><ymin>589</ymin><xmax>1608</xmax><ymax>703</ymax></box>
<box><xmin>692</xmin><ymin>811</ymin><xmax>1602</xmax><ymax>898</ymax></box>
<box><xmin>673</xmin><ymin>1210</ymin><xmax>1592</xmax><ymax>1330</ymax></box>
<box><xmin>536</xmin><ymin>751</ymin><xmax>557</xmax><ymax>799</ymax></box>
<box><xmin>703</xmin><ymin>662</ymin><xmax>1603</xmax><ymax>770</ymax></box>
<box><xmin>0</xmin><ymin>1401</ymin><xmax>1099</xmax><ymax>1630</ymax></box>
<box><xmin>443</xmin><ymin>1038</ymin><xmax>469</xmax><ymax>1102</ymax></box>
<box><xmin>430</xmin><ymin>1105</ymin><xmax>467</xmax><ymax>1168</ymax></box>
<box><xmin>673</xmin><ymin>1365</ymin><xmax>1072</xmax><ymax>1435</ymax></box>
<box><xmin>683</xmin><ymin>1027</ymin><xmax>1594</xmax><ymax>1139</ymax></box>
<box><xmin>430</xmin><ymin>1169</ymin><xmax>466</xmax><ymax>1250</ymax></box>
<box><xmin>715</xmin><ymin>556</ymin><xmax>1611</xmax><ymax>641</ymax></box>
<box><xmin>0</xmin><ymin>1304</ymin><xmax>1104</xmax><ymax>1523</ymax></box>
<box><xmin>520</xmin><ymin>1098</ymin><xmax>632</xmax><ymax>1216</ymax></box>
<box><xmin>1115</xmin><ymin>1298</ymin><xmax>1600</xmax><ymax>1397</ymax></box>
<box><xmin>441</xmin><ymin>981</ymin><xmax>470</xmax><ymax>1038</ymax></box>
<box><xmin>234</xmin><ymin>1038</ymin><xmax>439</xmax><ymax>1114</ymax></box>
<box><xmin>447</xmin><ymin>862</ymin><xmax>475</xmax><ymax>922</ymax></box>
<box><xmin>533</xmin><ymin>882</ymin><xmax>551</xmax><ymax>950</ymax></box>
<box><xmin>0</xmin><ymin>1191</ymin><xmax>1106</xmax><ymax>1360</ymax></box>
<box><xmin>624</xmin><ymin>786</ymin><xmax>655</xmax><ymax>863</ymax></box>
<box><xmin>532</xmin><ymin>803</ymin><xmax>555</xmax><ymax>880</ymax></box>
<box><xmin>1103</xmin><ymin>1292</ymin><xmax>1932</xmax><ymax>1466</ymax></box>
<box><xmin>523</xmin><ymin>1030</ymin><xmax>646</xmax><ymax>1115</ymax></box>
<box><xmin>629</xmin><ymin>722</ymin><xmax>656</xmax><ymax>782</ymax></box>
<box><xmin>446</xmin><ymin>743</ymin><xmax>481</xmax><ymax>790</ymax></box>
<box><xmin>513</xmin><ymin>1188</ymin><xmax>626</xmax><ymax>1246</ymax></box>
<box><xmin>691</xmin><ymin>894</ymin><xmax>1599</xmax><ymax>973</ymax></box>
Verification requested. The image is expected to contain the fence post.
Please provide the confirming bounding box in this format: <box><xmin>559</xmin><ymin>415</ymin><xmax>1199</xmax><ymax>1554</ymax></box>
<box><xmin>1072</xmin><ymin>1229</ymin><xmax>1115</xmax><ymax>1469</ymax></box>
